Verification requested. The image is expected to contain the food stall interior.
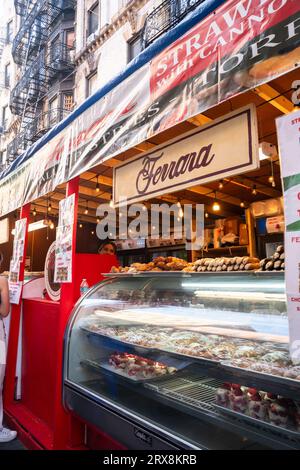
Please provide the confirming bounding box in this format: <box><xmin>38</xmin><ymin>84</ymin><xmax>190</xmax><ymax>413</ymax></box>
<box><xmin>4</xmin><ymin>66</ymin><xmax>298</xmax><ymax>450</ymax></box>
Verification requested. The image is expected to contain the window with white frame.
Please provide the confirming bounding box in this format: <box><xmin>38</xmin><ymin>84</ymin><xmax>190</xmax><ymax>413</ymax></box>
<box><xmin>88</xmin><ymin>2</ymin><xmax>99</xmax><ymax>37</ymax></box>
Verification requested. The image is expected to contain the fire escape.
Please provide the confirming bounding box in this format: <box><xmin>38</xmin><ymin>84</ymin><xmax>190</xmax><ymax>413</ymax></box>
<box><xmin>142</xmin><ymin>0</ymin><xmax>206</xmax><ymax>48</ymax></box>
<box><xmin>8</xmin><ymin>0</ymin><xmax>75</xmax><ymax>163</ymax></box>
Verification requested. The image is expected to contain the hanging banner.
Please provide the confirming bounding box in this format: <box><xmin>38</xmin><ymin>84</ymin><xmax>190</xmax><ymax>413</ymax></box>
<box><xmin>113</xmin><ymin>105</ymin><xmax>259</xmax><ymax>205</ymax></box>
<box><xmin>9</xmin><ymin>218</ymin><xmax>27</xmax><ymax>304</ymax></box>
<box><xmin>0</xmin><ymin>0</ymin><xmax>300</xmax><ymax>216</ymax></box>
<box><xmin>54</xmin><ymin>194</ymin><xmax>75</xmax><ymax>283</ymax></box>
<box><xmin>276</xmin><ymin>109</ymin><xmax>300</xmax><ymax>364</ymax></box>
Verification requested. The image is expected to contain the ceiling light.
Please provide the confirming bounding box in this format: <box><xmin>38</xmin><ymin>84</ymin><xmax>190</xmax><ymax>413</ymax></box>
<box><xmin>33</xmin><ymin>207</ymin><xmax>37</xmax><ymax>217</ymax></box>
<box><xmin>252</xmin><ymin>185</ymin><xmax>257</xmax><ymax>196</ymax></box>
<box><xmin>240</xmin><ymin>201</ymin><xmax>245</xmax><ymax>208</ymax></box>
<box><xmin>84</xmin><ymin>201</ymin><xmax>89</xmax><ymax>215</ymax></box>
<box><xmin>218</xmin><ymin>180</ymin><xmax>224</xmax><ymax>189</ymax></box>
<box><xmin>95</xmin><ymin>176</ymin><xmax>100</xmax><ymax>193</ymax></box>
<box><xmin>268</xmin><ymin>175</ymin><xmax>274</xmax><ymax>183</ymax></box>
<box><xmin>109</xmin><ymin>197</ymin><xmax>114</xmax><ymax>208</ymax></box>
<box><xmin>212</xmin><ymin>192</ymin><xmax>220</xmax><ymax>212</ymax></box>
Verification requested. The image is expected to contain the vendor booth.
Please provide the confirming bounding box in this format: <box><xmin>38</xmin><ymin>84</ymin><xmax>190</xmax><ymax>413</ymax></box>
<box><xmin>1</xmin><ymin>0</ymin><xmax>300</xmax><ymax>450</ymax></box>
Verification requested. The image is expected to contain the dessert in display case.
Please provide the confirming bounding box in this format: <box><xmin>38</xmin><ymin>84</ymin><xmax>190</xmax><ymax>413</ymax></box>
<box><xmin>63</xmin><ymin>271</ymin><xmax>300</xmax><ymax>450</ymax></box>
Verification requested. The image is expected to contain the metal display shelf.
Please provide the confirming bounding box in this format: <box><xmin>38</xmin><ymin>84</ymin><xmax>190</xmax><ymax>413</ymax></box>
<box><xmin>144</xmin><ymin>373</ymin><xmax>300</xmax><ymax>450</ymax></box>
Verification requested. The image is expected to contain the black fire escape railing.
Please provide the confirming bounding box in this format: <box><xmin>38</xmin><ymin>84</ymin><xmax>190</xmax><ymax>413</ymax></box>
<box><xmin>29</xmin><ymin>107</ymin><xmax>71</xmax><ymax>141</ymax></box>
<box><xmin>10</xmin><ymin>50</ymin><xmax>48</xmax><ymax>116</ymax></box>
<box><xmin>47</xmin><ymin>42</ymin><xmax>75</xmax><ymax>81</ymax></box>
<box><xmin>142</xmin><ymin>0</ymin><xmax>206</xmax><ymax>48</ymax></box>
<box><xmin>7</xmin><ymin>107</ymin><xmax>71</xmax><ymax>162</ymax></box>
<box><xmin>12</xmin><ymin>0</ymin><xmax>75</xmax><ymax>66</ymax></box>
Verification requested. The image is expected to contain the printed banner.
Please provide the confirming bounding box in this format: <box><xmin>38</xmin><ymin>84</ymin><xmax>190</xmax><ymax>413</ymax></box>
<box><xmin>54</xmin><ymin>195</ymin><xmax>75</xmax><ymax>283</ymax></box>
<box><xmin>113</xmin><ymin>105</ymin><xmax>259</xmax><ymax>205</ymax></box>
<box><xmin>0</xmin><ymin>0</ymin><xmax>300</xmax><ymax>216</ymax></box>
<box><xmin>9</xmin><ymin>218</ymin><xmax>27</xmax><ymax>305</ymax></box>
<box><xmin>276</xmin><ymin>109</ymin><xmax>300</xmax><ymax>364</ymax></box>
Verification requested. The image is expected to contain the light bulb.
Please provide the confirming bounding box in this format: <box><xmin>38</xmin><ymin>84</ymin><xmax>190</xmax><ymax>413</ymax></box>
<box><xmin>218</xmin><ymin>180</ymin><xmax>224</xmax><ymax>190</ymax></box>
<box><xmin>48</xmin><ymin>203</ymin><xmax>52</xmax><ymax>212</ymax></box>
<box><xmin>95</xmin><ymin>184</ymin><xmax>100</xmax><ymax>193</ymax></box>
<box><xmin>50</xmin><ymin>222</ymin><xmax>55</xmax><ymax>230</ymax></box>
<box><xmin>84</xmin><ymin>208</ymin><xmax>88</xmax><ymax>215</ymax></box>
<box><xmin>96</xmin><ymin>218</ymin><xmax>100</xmax><ymax>224</ymax></box>
<box><xmin>212</xmin><ymin>201</ymin><xmax>220</xmax><ymax>212</ymax></box>
<box><xmin>179</xmin><ymin>207</ymin><xmax>184</xmax><ymax>218</ymax></box>
<box><xmin>33</xmin><ymin>207</ymin><xmax>37</xmax><ymax>216</ymax></box>
<box><xmin>109</xmin><ymin>198</ymin><xmax>114</xmax><ymax>208</ymax></box>
<box><xmin>176</xmin><ymin>200</ymin><xmax>181</xmax><ymax>208</ymax></box>
<box><xmin>268</xmin><ymin>175</ymin><xmax>274</xmax><ymax>184</ymax></box>
<box><xmin>142</xmin><ymin>205</ymin><xmax>147</xmax><ymax>211</ymax></box>
<box><xmin>91</xmin><ymin>231</ymin><xmax>95</xmax><ymax>235</ymax></box>
<box><xmin>240</xmin><ymin>201</ymin><xmax>245</xmax><ymax>208</ymax></box>
<box><xmin>79</xmin><ymin>223</ymin><xmax>83</xmax><ymax>228</ymax></box>
<box><xmin>252</xmin><ymin>185</ymin><xmax>257</xmax><ymax>196</ymax></box>
<box><xmin>272</xmin><ymin>180</ymin><xmax>276</xmax><ymax>187</ymax></box>
<box><xmin>205</xmin><ymin>212</ymin><xmax>209</xmax><ymax>218</ymax></box>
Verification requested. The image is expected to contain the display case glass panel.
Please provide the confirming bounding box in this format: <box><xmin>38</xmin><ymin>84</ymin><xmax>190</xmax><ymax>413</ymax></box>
<box><xmin>64</xmin><ymin>272</ymin><xmax>300</xmax><ymax>450</ymax></box>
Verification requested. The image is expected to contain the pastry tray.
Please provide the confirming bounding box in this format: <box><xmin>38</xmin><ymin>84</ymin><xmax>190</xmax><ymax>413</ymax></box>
<box><xmin>81</xmin><ymin>326</ymin><xmax>220</xmax><ymax>367</ymax></box>
<box><xmin>80</xmin><ymin>326</ymin><xmax>158</xmax><ymax>353</ymax></box>
<box><xmin>103</xmin><ymin>271</ymin><xmax>284</xmax><ymax>278</ymax></box>
<box><xmin>214</xmin><ymin>403</ymin><xmax>300</xmax><ymax>440</ymax></box>
<box><xmin>81</xmin><ymin>359</ymin><xmax>181</xmax><ymax>384</ymax></box>
<box><xmin>157</xmin><ymin>347</ymin><xmax>220</xmax><ymax>367</ymax></box>
<box><xmin>221</xmin><ymin>361</ymin><xmax>300</xmax><ymax>393</ymax></box>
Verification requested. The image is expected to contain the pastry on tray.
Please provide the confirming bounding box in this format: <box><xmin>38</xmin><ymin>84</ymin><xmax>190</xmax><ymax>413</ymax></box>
<box><xmin>108</xmin><ymin>352</ymin><xmax>176</xmax><ymax>379</ymax></box>
<box><xmin>229</xmin><ymin>384</ymin><xmax>248</xmax><ymax>413</ymax></box>
<box><xmin>215</xmin><ymin>383</ymin><xmax>232</xmax><ymax>407</ymax></box>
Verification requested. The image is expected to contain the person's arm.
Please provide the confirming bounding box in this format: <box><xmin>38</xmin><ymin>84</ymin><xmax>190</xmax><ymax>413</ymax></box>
<box><xmin>0</xmin><ymin>276</ymin><xmax>10</xmax><ymax>318</ymax></box>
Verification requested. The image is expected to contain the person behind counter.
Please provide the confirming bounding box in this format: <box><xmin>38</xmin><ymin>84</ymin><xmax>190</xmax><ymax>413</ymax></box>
<box><xmin>0</xmin><ymin>252</ymin><xmax>17</xmax><ymax>442</ymax></box>
<box><xmin>98</xmin><ymin>241</ymin><xmax>117</xmax><ymax>256</ymax></box>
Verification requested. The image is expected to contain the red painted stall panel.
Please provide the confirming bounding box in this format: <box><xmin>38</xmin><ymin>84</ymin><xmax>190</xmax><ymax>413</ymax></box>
<box><xmin>21</xmin><ymin>299</ymin><xmax>59</xmax><ymax>431</ymax></box>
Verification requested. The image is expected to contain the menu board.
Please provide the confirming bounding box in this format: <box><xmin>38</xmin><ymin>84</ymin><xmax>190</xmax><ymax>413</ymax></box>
<box><xmin>54</xmin><ymin>194</ymin><xmax>75</xmax><ymax>283</ymax></box>
<box><xmin>276</xmin><ymin>110</ymin><xmax>300</xmax><ymax>364</ymax></box>
<box><xmin>9</xmin><ymin>218</ymin><xmax>27</xmax><ymax>304</ymax></box>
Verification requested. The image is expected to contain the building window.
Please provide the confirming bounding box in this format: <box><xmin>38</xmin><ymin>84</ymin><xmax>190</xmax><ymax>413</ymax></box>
<box><xmin>6</xmin><ymin>20</ymin><xmax>13</xmax><ymax>44</ymax></box>
<box><xmin>2</xmin><ymin>106</ymin><xmax>8</xmax><ymax>131</ymax></box>
<box><xmin>0</xmin><ymin>150</ymin><xmax>7</xmax><ymax>165</ymax></box>
<box><xmin>87</xmin><ymin>72</ymin><xmax>98</xmax><ymax>97</ymax></box>
<box><xmin>88</xmin><ymin>2</ymin><xmax>99</xmax><ymax>37</ymax></box>
<box><xmin>4</xmin><ymin>63</ymin><xmax>10</xmax><ymax>87</ymax></box>
<box><xmin>63</xmin><ymin>93</ymin><xmax>74</xmax><ymax>111</ymax></box>
<box><xmin>128</xmin><ymin>34</ymin><xmax>142</xmax><ymax>62</ymax></box>
<box><xmin>66</xmin><ymin>30</ymin><xmax>75</xmax><ymax>49</ymax></box>
<box><xmin>50</xmin><ymin>35</ymin><xmax>60</xmax><ymax>63</ymax></box>
<box><xmin>49</xmin><ymin>96</ymin><xmax>59</xmax><ymax>126</ymax></box>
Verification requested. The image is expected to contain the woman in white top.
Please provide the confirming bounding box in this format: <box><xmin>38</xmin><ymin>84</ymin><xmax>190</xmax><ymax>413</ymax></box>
<box><xmin>0</xmin><ymin>255</ymin><xmax>17</xmax><ymax>443</ymax></box>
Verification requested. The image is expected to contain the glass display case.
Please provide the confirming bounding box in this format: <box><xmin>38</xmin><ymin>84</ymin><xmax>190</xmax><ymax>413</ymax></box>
<box><xmin>63</xmin><ymin>271</ymin><xmax>300</xmax><ymax>450</ymax></box>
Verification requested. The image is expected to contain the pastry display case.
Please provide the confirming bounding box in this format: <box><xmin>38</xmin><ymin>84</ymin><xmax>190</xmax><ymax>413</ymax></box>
<box><xmin>63</xmin><ymin>271</ymin><xmax>300</xmax><ymax>450</ymax></box>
